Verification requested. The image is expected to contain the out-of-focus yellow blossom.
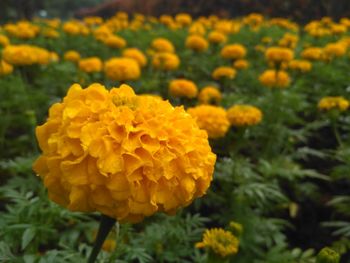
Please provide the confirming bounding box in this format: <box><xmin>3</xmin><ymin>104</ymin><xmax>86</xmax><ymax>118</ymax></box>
<box><xmin>122</xmin><ymin>48</ymin><xmax>147</xmax><ymax>67</ymax></box>
<box><xmin>261</xmin><ymin>37</ymin><xmax>272</xmax><ymax>44</ymax></box>
<box><xmin>102</xmin><ymin>239</ymin><xmax>116</xmax><ymax>252</ymax></box>
<box><xmin>159</xmin><ymin>15</ymin><xmax>174</xmax><ymax>27</ymax></box>
<box><xmin>33</xmin><ymin>83</ymin><xmax>216</xmax><ymax>223</ymax></box>
<box><xmin>2</xmin><ymin>45</ymin><xmax>50</xmax><ymax>66</ymax></box>
<box><xmin>189</xmin><ymin>23</ymin><xmax>206</xmax><ymax>36</ymax></box>
<box><xmin>265</xmin><ymin>47</ymin><xmax>294</xmax><ymax>65</ymax></box>
<box><xmin>84</xmin><ymin>16</ymin><xmax>104</xmax><ymax>27</ymax></box>
<box><xmin>187</xmin><ymin>105</ymin><xmax>230</xmax><ymax>139</ymax></box>
<box><xmin>269</xmin><ymin>18</ymin><xmax>299</xmax><ymax>31</ymax></box>
<box><xmin>208</xmin><ymin>31</ymin><xmax>227</xmax><ymax>44</ymax></box>
<box><xmin>233</xmin><ymin>59</ymin><xmax>249</xmax><ymax>70</ymax></box>
<box><xmin>221</xmin><ymin>44</ymin><xmax>247</xmax><ymax>60</ymax></box>
<box><xmin>93</xmin><ymin>26</ymin><xmax>113</xmax><ymax>41</ymax></box>
<box><xmin>152</xmin><ymin>52</ymin><xmax>180</xmax><ymax>71</ymax></box>
<box><xmin>340</xmin><ymin>18</ymin><xmax>350</xmax><ymax>28</ymax></box>
<box><xmin>301</xmin><ymin>47</ymin><xmax>324</xmax><ymax>61</ymax></box>
<box><xmin>259</xmin><ymin>70</ymin><xmax>290</xmax><ymax>88</ymax></box>
<box><xmin>169</xmin><ymin>79</ymin><xmax>198</xmax><ymax>99</ymax></box>
<box><xmin>78</xmin><ymin>57</ymin><xmax>103</xmax><ymax>73</ymax></box>
<box><xmin>255</xmin><ymin>45</ymin><xmax>266</xmax><ymax>53</ymax></box>
<box><xmin>104</xmin><ymin>57</ymin><xmax>140</xmax><ymax>82</ymax></box>
<box><xmin>288</xmin><ymin>60</ymin><xmax>312</xmax><ymax>72</ymax></box>
<box><xmin>49</xmin><ymin>52</ymin><xmax>59</xmax><ymax>63</ymax></box>
<box><xmin>185</xmin><ymin>35</ymin><xmax>209</xmax><ymax>52</ymax></box>
<box><xmin>63</xmin><ymin>21</ymin><xmax>89</xmax><ymax>36</ymax></box>
<box><xmin>4</xmin><ymin>21</ymin><xmax>39</xmax><ymax>39</ymax></box>
<box><xmin>227</xmin><ymin>105</ymin><xmax>263</xmax><ymax>127</ymax></box>
<box><xmin>175</xmin><ymin>13</ymin><xmax>192</xmax><ymax>27</ymax></box>
<box><xmin>278</xmin><ymin>33</ymin><xmax>299</xmax><ymax>49</ymax></box>
<box><xmin>212</xmin><ymin>66</ymin><xmax>236</xmax><ymax>80</ymax></box>
<box><xmin>318</xmin><ymin>96</ymin><xmax>349</xmax><ymax>111</ymax></box>
<box><xmin>198</xmin><ymin>86</ymin><xmax>222</xmax><ymax>105</ymax></box>
<box><xmin>104</xmin><ymin>35</ymin><xmax>127</xmax><ymax>49</ymax></box>
<box><xmin>64</xmin><ymin>50</ymin><xmax>81</xmax><ymax>63</ymax></box>
<box><xmin>323</xmin><ymin>42</ymin><xmax>347</xmax><ymax>59</ymax></box>
<box><xmin>196</xmin><ymin>228</ymin><xmax>239</xmax><ymax>258</ymax></box>
<box><xmin>0</xmin><ymin>60</ymin><xmax>14</xmax><ymax>76</ymax></box>
<box><xmin>151</xmin><ymin>38</ymin><xmax>175</xmax><ymax>53</ymax></box>
<box><xmin>331</xmin><ymin>24</ymin><xmax>347</xmax><ymax>35</ymax></box>
<box><xmin>0</xmin><ymin>34</ymin><xmax>10</xmax><ymax>46</ymax></box>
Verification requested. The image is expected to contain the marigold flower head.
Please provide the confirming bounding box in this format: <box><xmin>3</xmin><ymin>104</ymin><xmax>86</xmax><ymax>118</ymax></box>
<box><xmin>221</xmin><ymin>44</ymin><xmax>247</xmax><ymax>60</ymax></box>
<box><xmin>323</xmin><ymin>43</ymin><xmax>347</xmax><ymax>59</ymax></box>
<box><xmin>227</xmin><ymin>105</ymin><xmax>263</xmax><ymax>127</ymax></box>
<box><xmin>212</xmin><ymin>66</ymin><xmax>236</xmax><ymax>80</ymax></box>
<box><xmin>278</xmin><ymin>33</ymin><xmax>298</xmax><ymax>49</ymax></box>
<box><xmin>78</xmin><ymin>57</ymin><xmax>103</xmax><ymax>73</ymax></box>
<box><xmin>301</xmin><ymin>47</ymin><xmax>323</xmax><ymax>61</ymax></box>
<box><xmin>33</xmin><ymin>83</ymin><xmax>216</xmax><ymax>223</ymax></box>
<box><xmin>169</xmin><ymin>79</ymin><xmax>198</xmax><ymax>99</ymax></box>
<box><xmin>64</xmin><ymin>50</ymin><xmax>81</xmax><ymax>63</ymax></box>
<box><xmin>288</xmin><ymin>60</ymin><xmax>312</xmax><ymax>72</ymax></box>
<box><xmin>151</xmin><ymin>38</ymin><xmax>175</xmax><ymax>53</ymax></box>
<box><xmin>152</xmin><ymin>52</ymin><xmax>180</xmax><ymax>71</ymax></box>
<box><xmin>187</xmin><ymin>105</ymin><xmax>230</xmax><ymax>139</ymax></box>
<box><xmin>208</xmin><ymin>31</ymin><xmax>227</xmax><ymax>44</ymax></box>
<box><xmin>185</xmin><ymin>35</ymin><xmax>209</xmax><ymax>52</ymax></box>
<box><xmin>196</xmin><ymin>228</ymin><xmax>239</xmax><ymax>258</ymax></box>
<box><xmin>122</xmin><ymin>48</ymin><xmax>147</xmax><ymax>67</ymax></box>
<box><xmin>233</xmin><ymin>59</ymin><xmax>249</xmax><ymax>70</ymax></box>
<box><xmin>104</xmin><ymin>57</ymin><xmax>141</xmax><ymax>82</ymax></box>
<box><xmin>265</xmin><ymin>47</ymin><xmax>294</xmax><ymax>65</ymax></box>
<box><xmin>198</xmin><ymin>86</ymin><xmax>222</xmax><ymax>105</ymax></box>
<box><xmin>188</xmin><ymin>23</ymin><xmax>206</xmax><ymax>36</ymax></box>
<box><xmin>2</xmin><ymin>44</ymin><xmax>50</xmax><ymax>66</ymax></box>
<box><xmin>318</xmin><ymin>96</ymin><xmax>349</xmax><ymax>112</ymax></box>
<box><xmin>0</xmin><ymin>34</ymin><xmax>10</xmax><ymax>47</ymax></box>
<box><xmin>104</xmin><ymin>35</ymin><xmax>127</xmax><ymax>49</ymax></box>
<box><xmin>41</xmin><ymin>28</ymin><xmax>60</xmax><ymax>39</ymax></box>
<box><xmin>259</xmin><ymin>70</ymin><xmax>290</xmax><ymax>88</ymax></box>
<box><xmin>84</xmin><ymin>16</ymin><xmax>104</xmax><ymax>26</ymax></box>
<box><xmin>63</xmin><ymin>21</ymin><xmax>89</xmax><ymax>35</ymax></box>
<box><xmin>0</xmin><ymin>60</ymin><xmax>14</xmax><ymax>76</ymax></box>
<box><xmin>175</xmin><ymin>13</ymin><xmax>192</xmax><ymax>27</ymax></box>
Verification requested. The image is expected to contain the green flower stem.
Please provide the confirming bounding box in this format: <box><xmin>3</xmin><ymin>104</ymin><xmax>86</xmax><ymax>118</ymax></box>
<box><xmin>88</xmin><ymin>214</ymin><xmax>116</xmax><ymax>263</ymax></box>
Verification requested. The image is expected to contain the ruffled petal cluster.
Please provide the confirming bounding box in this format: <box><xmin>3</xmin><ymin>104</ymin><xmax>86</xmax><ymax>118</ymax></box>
<box><xmin>78</xmin><ymin>57</ymin><xmax>103</xmax><ymax>73</ymax></box>
<box><xmin>187</xmin><ymin>105</ymin><xmax>230</xmax><ymax>139</ymax></box>
<box><xmin>33</xmin><ymin>83</ymin><xmax>216</xmax><ymax>223</ymax></box>
<box><xmin>198</xmin><ymin>86</ymin><xmax>222</xmax><ymax>105</ymax></box>
<box><xmin>318</xmin><ymin>96</ymin><xmax>349</xmax><ymax>111</ymax></box>
<box><xmin>2</xmin><ymin>44</ymin><xmax>51</xmax><ymax>66</ymax></box>
<box><xmin>104</xmin><ymin>57</ymin><xmax>141</xmax><ymax>81</ymax></box>
<box><xmin>169</xmin><ymin>79</ymin><xmax>198</xmax><ymax>98</ymax></box>
<box><xmin>259</xmin><ymin>70</ymin><xmax>290</xmax><ymax>88</ymax></box>
<box><xmin>227</xmin><ymin>105</ymin><xmax>263</xmax><ymax>127</ymax></box>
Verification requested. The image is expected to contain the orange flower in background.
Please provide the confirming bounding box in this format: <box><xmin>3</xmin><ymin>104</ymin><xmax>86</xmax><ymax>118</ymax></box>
<box><xmin>185</xmin><ymin>35</ymin><xmax>209</xmax><ymax>52</ymax></box>
<box><xmin>169</xmin><ymin>79</ymin><xmax>198</xmax><ymax>99</ymax></box>
<box><xmin>265</xmin><ymin>47</ymin><xmax>294</xmax><ymax>65</ymax></box>
<box><xmin>208</xmin><ymin>31</ymin><xmax>227</xmax><ymax>44</ymax></box>
<box><xmin>151</xmin><ymin>38</ymin><xmax>175</xmax><ymax>53</ymax></box>
<box><xmin>2</xmin><ymin>44</ymin><xmax>50</xmax><ymax>66</ymax></box>
<box><xmin>0</xmin><ymin>60</ymin><xmax>14</xmax><ymax>76</ymax></box>
<box><xmin>104</xmin><ymin>35</ymin><xmax>127</xmax><ymax>49</ymax></box>
<box><xmin>212</xmin><ymin>67</ymin><xmax>236</xmax><ymax>80</ymax></box>
<box><xmin>288</xmin><ymin>60</ymin><xmax>312</xmax><ymax>72</ymax></box>
<box><xmin>233</xmin><ymin>59</ymin><xmax>249</xmax><ymax>70</ymax></box>
<box><xmin>227</xmin><ymin>105</ymin><xmax>263</xmax><ymax>127</ymax></box>
<box><xmin>64</xmin><ymin>50</ymin><xmax>81</xmax><ymax>63</ymax></box>
<box><xmin>301</xmin><ymin>47</ymin><xmax>323</xmax><ymax>61</ymax></box>
<box><xmin>79</xmin><ymin>57</ymin><xmax>103</xmax><ymax>73</ymax></box>
<box><xmin>104</xmin><ymin>57</ymin><xmax>141</xmax><ymax>81</ymax></box>
<box><xmin>0</xmin><ymin>34</ymin><xmax>10</xmax><ymax>47</ymax></box>
<box><xmin>318</xmin><ymin>96</ymin><xmax>349</xmax><ymax>111</ymax></box>
<box><xmin>259</xmin><ymin>70</ymin><xmax>290</xmax><ymax>88</ymax></box>
<box><xmin>122</xmin><ymin>48</ymin><xmax>147</xmax><ymax>67</ymax></box>
<box><xmin>220</xmin><ymin>44</ymin><xmax>247</xmax><ymax>60</ymax></box>
<box><xmin>175</xmin><ymin>13</ymin><xmax>192</xmax><ymax>27</ymax></box>
<box><xmin>33</xmin><ymin>83</ymin><xmax>216</xmax><ymax>223</ymax></box>
<box><xmin>198</xmin><ymin>86</ymin><xmax>222</xmax><ymax>105</ymax></box>
<box><xmin>187</xmin><ymin>105</ymin><xmax>230</xmax><ymax>139</ymax></box>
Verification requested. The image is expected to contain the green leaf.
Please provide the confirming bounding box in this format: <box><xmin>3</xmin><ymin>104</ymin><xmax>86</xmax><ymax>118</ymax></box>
<box><xmin>21</xmin><ymin>227</ymin><xmax>36</xmax><ymax>250</ymax></box>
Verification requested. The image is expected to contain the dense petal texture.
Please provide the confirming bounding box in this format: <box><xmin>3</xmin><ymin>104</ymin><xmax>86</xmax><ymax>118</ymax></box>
<box><xmin>33</xmin><ymin>83</ymin><xmax>216</xmax><ymax>223</ymax></box>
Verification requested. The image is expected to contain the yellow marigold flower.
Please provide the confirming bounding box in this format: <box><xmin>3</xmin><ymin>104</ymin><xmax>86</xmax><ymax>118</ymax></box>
<box><xmin>94</xmin><ymin>26</ymin><xmax>112</xmax><ymax>41</ymax></box>
<box><xmin>189</xmin><ymin>23</ymin><xmax>206</xmax><ymax>36</ymax></box>
<box><xmin>227</xmin><ymin>105</ymin><xmax>262</xmax><ymax>127</ymax></box>
<box><xmin>233</xmin><ymin>59</ymin><xmax>249</xmax><ymax>70</ymax></box>
<box><xmin>185</xmin><ymin>35</ymin><xmax>209</xmax><ymax>52</ymax></box>
<box><xmin>288</xmin><ymin>60</ymin><xmax>312</xmax><ymax>72</ymax></box>
<box><xmin>33</xmin><ymin>83</ymin><xmax>216</xmax><ymax>223</ymax></box>
<box><xmin>175</xmin><ymin>13</ymin><xmax>192</xmax><ymax>27</ymax></box>
<box><xmin>84</xmin><ymin>16</ymin><xmax>104</xmax><ymax>26</ymax></box>
<box><xmin>323</xmin><ymin>43</ymin><xmax>347</xmax><ymax>59</ymax></box>
<box><xmin>50</xmin><ymin>52</ymin><xmax>59</xmax><ymax>63</ymax></box>
<box><xmin>151</xmin><ymin>38</ymin><xmax>175</xmax><ymax>53</ymax></box>
<box><xmin>152</xmin><ymin>52</ymin><xmax>180</xmax><ymax>71</ymax></box>
<box><xmin>301</xmin><ymin>47</ymin><xmax>323</xmax><ymax>61</ymax></box>
<box><xmin>196</xmin><ymin>228</ymin><xmax>239</xmax><ymax>258</ymax></box>
<box><xmin>104</xmin><ymin>35</ymin><xmax>127</xmax><ymax>49</ymax></box>
<box><xmin>208</xmin><ymin>31</ymin><xmax>227</xmax><ymax>44</ymax></box>
<box><xmin>78</xmin><ymin>57</ymin><xmax>103</xmax><ymax>73</ymax></box>
<box><xmin>102</xmin><ymin>239</ymin><xmax>116</xmax><ymax>252</ymax></box>
<box><xmin>259</xmin><ymin>70</ymin><xmax>290</xmax><ymax>88</ymax></box>
<box><xmin>159</xmin><ymin>15</ymin><xmax>174</xmax><ymax>26</ymax></box>
<box><xmin>331</xmin><ymin>24</ymin><xmax>347</xmax><ymax>35</ymax></box>
<box><xmin>198</xmin><ymin>86</ymin><xmax>222</xmax><ymax>105</ymax></box>
<box><xmin>63</xmin><ymin>21</ymin><xmax>89</xmax><ymax>36</ymax></box>
<box><xmin>104</xmin><ymin>57</ymin><xmax>140</xmax><ymax>82</ymax></box>
<box><xmin>255</xmin><ymin>45</ymin><xmax>266</xmax><ymax>53</ymax></box>
<box><xmin>64</xmin><ymin>50</ymin><xmax>81</xmax><ymax>63</ymax></box>
<box><xmin>265</xmin><ymin>47</ymin><xmax>294</xmax><ymax>65</ymax></box>
<box><xmin>0</xmin><ymin>60</ymin><xmax>14</xmax><ymax>76</ymax></box>
<box><xmin>0</xmin><ymin>34</ymin><xmax>10</xmax><ymax>47</ymax></box>
<box><xmin>318</xmin><ymin>96</ymin><xmax>349</xmax><ymax>111</ymax></box>
<box><xmin>2</xmin><ymin>44</ymin><xmax>50</xmax><ymax>66</ymax></box>
<box><xmin>187</xmin><ymin>105</ymin><xmax>230</xmax><ymax>139</ymax></box>
<box><xmin>169</xmin><ymin>79</ymin><xmax>198</xmax><ymax>99</ymax></box>
<box><xmin>278</xmin><ymin>33</ymin><xmax>298</xmax><ymax>49</ymax></box>
<box><xmin>122</xmin><ymin>48</ymin><xmax>147</xmax><ymax>67</ymax></box>
<box><xmin>261</xmin><ymin>37</ymin><xmax>272</xmax><ymax>44</ymax></box>
<box><xmin>212</xmin><ymin>67</ymin><xmax>236</xmax><ymax>80</ymax></box>
<box><xmin>4</xmin><ymin>22</ymin><xmax>39</xmax><ymax>39</ymax></box>
<box><xmin>41</xmin><ymin>28</ymin><xmax>60</xmax><ymax>39</ymax></box>
<box><xmin>221</xmin><ymin>44</ymin><xmax>247</xmax><ymax>60</ymax></box>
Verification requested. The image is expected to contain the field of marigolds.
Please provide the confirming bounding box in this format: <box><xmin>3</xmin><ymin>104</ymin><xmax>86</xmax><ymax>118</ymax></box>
<box><xmin>0</xmin><ymin>11</ymin><xmax>350</xmax><ymax>263</ymax></box>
